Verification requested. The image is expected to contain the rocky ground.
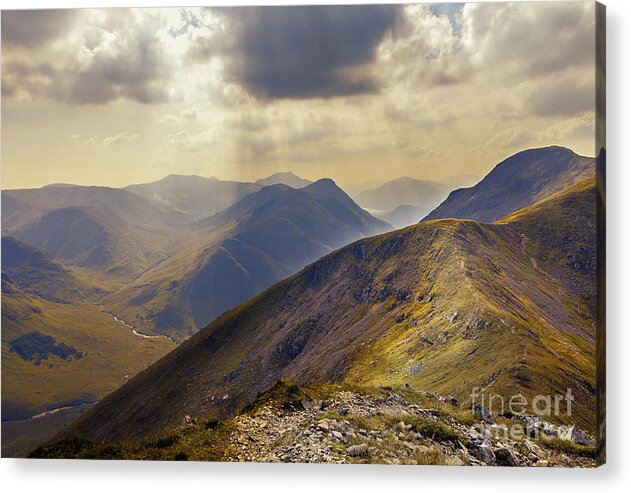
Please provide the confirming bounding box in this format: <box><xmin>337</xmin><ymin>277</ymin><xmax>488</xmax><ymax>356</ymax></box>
<box><xmin>225</xmin><ymin>383</ymin><xmax>596</xmax><ymax>467</ymax></box>
<box><xmin>31</xmin><ymin>381</ymin><xmax>597</xmax><ymax>466</ymax></box>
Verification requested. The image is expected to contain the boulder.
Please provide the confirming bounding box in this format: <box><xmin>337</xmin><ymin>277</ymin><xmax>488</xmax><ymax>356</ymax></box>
<box><xmin>317</xmin><ymin>419</ymin><xmax>330</xmax><ymax>432</ymax></box>
<box><xmin>494</xmin><ymin>447</ymin><xmax>520</xmax><ymax>466</ymax></box>
<box><xmin>557</xmin><ymin>425</ymin><xmax>595</xmax><ymax>446</ymax></box>
<box><xmin>470</xmin><ymin>442</ymin><xmax>496</xmax><ymax>465</ymax></box>
<box><xmin>347</xmin><ymin>443</ymin><xmax>369</xmax><ymax>457</ymax></box>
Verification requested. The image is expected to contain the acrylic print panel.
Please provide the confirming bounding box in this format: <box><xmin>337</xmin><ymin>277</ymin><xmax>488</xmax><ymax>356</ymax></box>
<box><xmin>0</xmin><ymin>1</ymin><xmax>605</xmax><ymax>466</ymax></box>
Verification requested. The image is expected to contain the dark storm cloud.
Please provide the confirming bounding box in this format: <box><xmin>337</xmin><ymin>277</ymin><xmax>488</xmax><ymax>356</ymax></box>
<box><xmin>1</xmin><ymin>10</ymin><xmax>78</xmax><ymax>48</ymax></box>
<box><xmin>197</xmin><ymin>5</ymin><xmax>401</xmax><ymax>100</ymax></box>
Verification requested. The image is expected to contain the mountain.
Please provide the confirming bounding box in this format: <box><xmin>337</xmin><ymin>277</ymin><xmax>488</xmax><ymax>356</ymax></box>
<box><xmin>54</xmin><ymin>177</ymin><xmax>596</xmax><ymax>443</ymax></box>
<box><xmin>354</xmin><ymin>177</ymin><xmax>450</xmax><ymax>213</ymax></box>
<box><xmin>1</xmin><ymin>236</ymin><xmax>103</xmax><ymax>303</ymax></box>
<box><xmin>256</xmin><ymin>172</ymin><xmax>312</xmax><ymax>189</ymax></box>
<box><xmin>2</xmin><ymin>184</ymin><xmax>187</xmax><ymax>232</ymax></box>
<box><xmin>2</xmin><ymin>185</ymin><xmax>186</xmax><ymax>281</ymax></box>
<box><xmin>423</xmin><ymin>146</ymin><xmax>594</xmax><ymax>223</ymax></box>
<box><xmin>1</xmin><ymin>277</ymin><xmax>175</xmax><ymax>455</ymax></box>
<box><xmin>8</xmin><ymin>206</ymin><xmax>174</xmax><ymax>281</ymax></box>
<box><xmin>125</xmin><ymin>175</ymin><xmax>260</xmax><ymax>221</ymax></box>
<box><xmin>377</xmin><ymin>205</ymin><xmax>433</xmax><ymax>229</ymax></box>
<box><xmin>101</xmin><ymin>179</ymin><xmax>391</xmax><ymax>340</ymax></box>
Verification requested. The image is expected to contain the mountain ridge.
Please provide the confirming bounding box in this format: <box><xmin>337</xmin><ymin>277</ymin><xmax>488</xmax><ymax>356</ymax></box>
<box><xmin>54</xmin><ymin>177</ymin><xmax>596</xmax><ymax>443</ymax></box>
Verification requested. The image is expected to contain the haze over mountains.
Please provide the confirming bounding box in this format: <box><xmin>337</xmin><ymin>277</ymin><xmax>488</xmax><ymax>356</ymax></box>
<box><xmin>353</xmin><ymin>176</ymin><xmax>469</xmax><ymax>228</ymax></box>
<box><xmin>125</xmin><ymin>175</ymin><xmax>260</xmax><ymax>221</ymax></box>
<box><xmin>354</xmin><ymin>177</ymin><xmax>450</xmax><ymax>213</ymax></box>
<box><xmin>55</xmin><ymin>175</ymin><xmax>597</xmax><ymax>443</ymax></box>
<box><xmin>1</xmin><ymin>185</ymin><xmax>187</xmax><ymax>281</ymax></box>
<box><xmin>104</xmin><ymin>179</ymin><xmax>390</xmax><ymax>339</ymax></box>
<box><xmin>256</xmin><ymin>171</ymin><xmax>312</xmax><ymax>188</ymax></box>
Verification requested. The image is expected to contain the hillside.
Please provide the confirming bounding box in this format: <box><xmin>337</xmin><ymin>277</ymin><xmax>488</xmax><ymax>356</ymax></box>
<box><xmin>53</xmin><ymin>177</ymin><xmax>596</xmax><ymax>444</ymax></box>
<box><xmin>125</xmin><ymin>175</ymin><xmax>260</xmax><ymax>221</ymax></box>
<box><xmin>9</xmin><ymin>206</ymin><xmax>175</xmax><ymax>281</ymax></box>
<box><xmin>354</xmin><ymin>177</ymin><xmax>449</xmax><ymax>213</ymax></box>
<box><xmin>2</xmin><ymin>185</ymin><xmax>188</xmax><ymax>281</ymax></box>
<box><xmin>1</xmin><ymin>236</ymin><xmax>104</xmax><ymax>303</ymax></box>
<box><xmin>103</xmin><ymin>179</ymin><xmax>391</xmax><ymax>339</ymax></box>
<box><xmin>423</xmin><ymin>146</ymin><xmax>594</xmax><ymax>223</ymax></box>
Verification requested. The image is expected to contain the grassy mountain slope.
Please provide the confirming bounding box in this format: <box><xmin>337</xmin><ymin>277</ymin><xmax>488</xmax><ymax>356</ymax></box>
<box><xmin>125</xmin><ymin>175</ymin><xmax>260</xmax><ymax>221</ymax></box>
<box><xmin>354</xmin><ymin>177</ymin><xmax>449</xmax><ymax>212</ymax></box>
<box><xmin>56</xmin><ymin>178</ymin><xmax>596</xmax><ymax>443</ymax></box>
<box><xmin>423</xmin><ymin>146</ymin><xmax>594</xmax><ymax>223</ymax></box>
<box><xmin>1</xmin><ymin>236</ymin><xmax>104</xmax><ymax>303</ymax></box>
<box><xmin>103</xmin><ymin>180</ymin><xmax>391</xmax><ymax>339</ymax></box>
<box><xmin>1</xmin><ymin>279</ymin><xmax>175</xmax><ymax>423</ymax></box>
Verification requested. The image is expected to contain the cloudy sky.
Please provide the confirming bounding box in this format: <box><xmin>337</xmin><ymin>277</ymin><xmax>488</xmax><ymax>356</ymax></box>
<box><xmin>1</xmin><ymin>2</ymin><xmax>598</xmax><ymax>190</ymax></box>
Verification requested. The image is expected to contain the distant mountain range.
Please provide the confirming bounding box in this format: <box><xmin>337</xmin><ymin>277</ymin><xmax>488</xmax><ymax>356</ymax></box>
<box><xmin>124</xmin><ymin>172</ymin><xmax>312</xmax><ymax>221</ymax></box>
<box><xmin>55</xmin><ymin>176</ymin><xmax>597</xmax><ymax>443</ymax></box>
<box><xmin>423</xmin><ymin>146</ymin><xmax>594</xmax><ymax>223</ymax></box>
<box><xmin>125</xmin><ymin>175</ymin><xmax>260</xmax><ymax>221</ymax></box>
<box><xmin>103</xmin><ymin>179</ymin><xmax>390</xmax><ymax>339</ymax></box>
<box><xmin>1</xmin><ymin>185</ymin><xmax>185</xmax><ymax>281</ymax></box>
<box><xmin>256</xmin><ymin>171</ymin><xmax>312</xmax><ymax>188</ymax></box>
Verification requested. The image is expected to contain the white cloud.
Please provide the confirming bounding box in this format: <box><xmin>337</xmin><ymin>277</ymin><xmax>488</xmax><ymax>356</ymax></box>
<box><xmin>102</xmin><ymin>132</ymin><xmax>140</xmax><ymax>146</ymax></box>
<box><xmin>158</xmin><ymin>108</ymin><xmax>199</xmax><ymax>125</ymax></box>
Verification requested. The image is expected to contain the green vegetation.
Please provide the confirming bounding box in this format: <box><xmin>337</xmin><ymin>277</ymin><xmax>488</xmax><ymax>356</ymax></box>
<box><xmin>30</xmin><ymin>418</ymin><xmax>236</xmax><ymax>461</ymax></box>
<box><xmin>537</xmin><ymin>437</ymin><xmax>596</xmax><ymax>459</ymax></box>
<box><xmin>9</xmin><ymin>331</ymin><xmax>83</xmax><ymax>363</ymax></box>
